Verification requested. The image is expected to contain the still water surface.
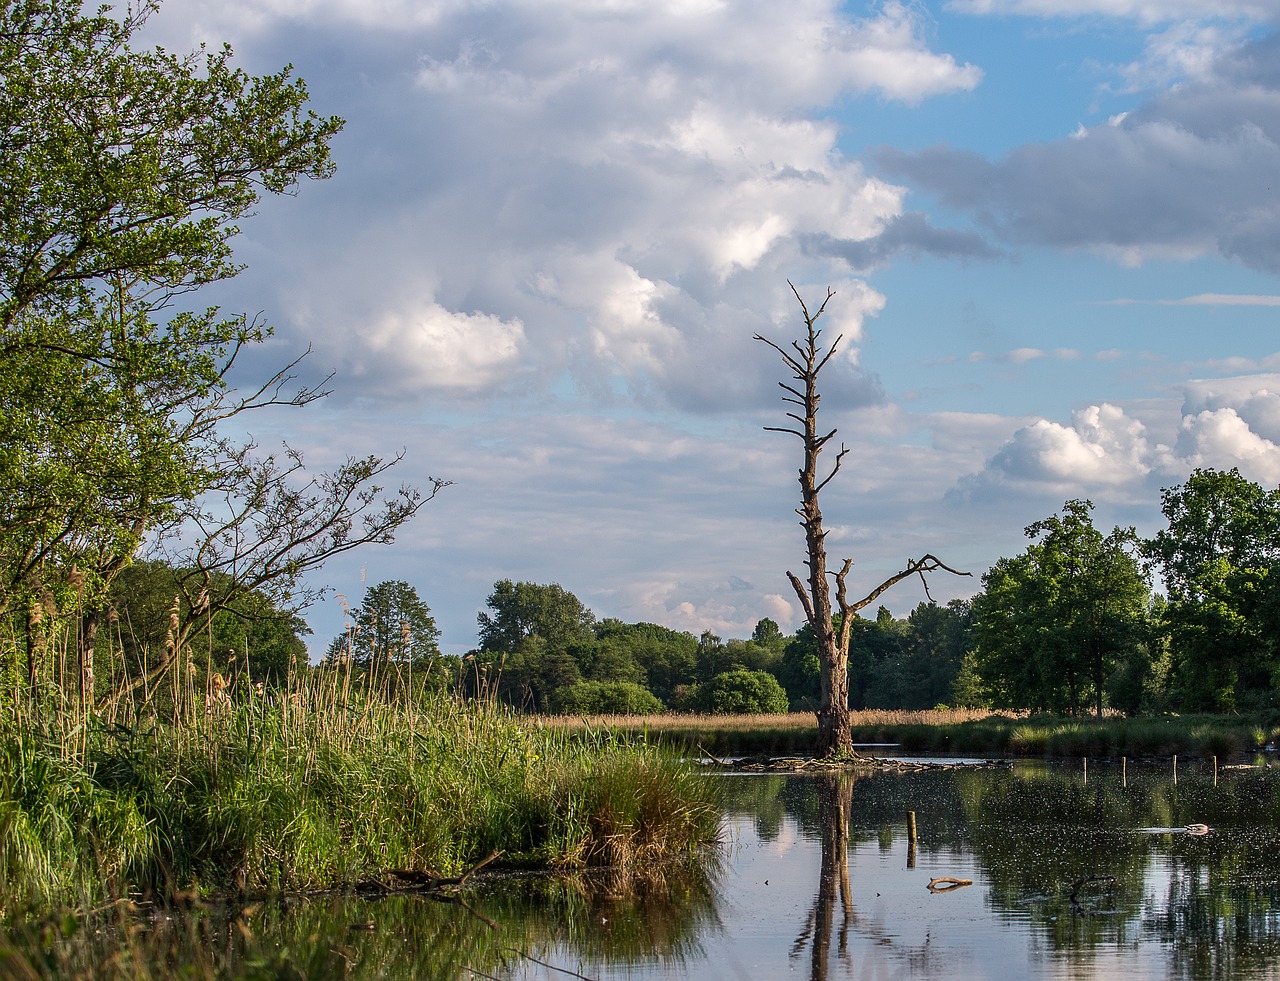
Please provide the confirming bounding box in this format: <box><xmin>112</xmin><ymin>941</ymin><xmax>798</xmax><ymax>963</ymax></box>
<box><xmin>516</xmin><ymin>762</ymin><xmax>1280</xmax><ymax>980</ymax></box>
<box><xmin>23</xmin><ymin>760</ymin><xmax>1280</xmax><ymax>979</ymax></box>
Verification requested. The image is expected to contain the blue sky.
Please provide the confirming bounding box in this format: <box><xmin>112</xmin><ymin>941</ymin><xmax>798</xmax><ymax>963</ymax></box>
<box><xmin>143</xmin><ymin>0</ymin><xmax>1280</xmax><ymax>655</ymax></box>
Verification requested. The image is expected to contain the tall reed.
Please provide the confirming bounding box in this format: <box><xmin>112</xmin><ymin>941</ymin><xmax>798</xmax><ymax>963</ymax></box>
<box><xmin>0</xmin><ymin>665</ymin><xmax>721</xmax><ymax>919</ymax></box>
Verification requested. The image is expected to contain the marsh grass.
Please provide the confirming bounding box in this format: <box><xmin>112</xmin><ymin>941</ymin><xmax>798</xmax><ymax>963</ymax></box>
<box><xmin>548</xmin><ymin>709</ymin><xmax>1001</xmax><ymax>755</ymax></box>
<box><xmin>548</xmin><ymin>709</ymin><xmax>1278</xmax><ymax>761</ymax></box>
<box><xmin>0</xmin><ymin>669</ymin><xmax>721</xmax><ymax>920</ymax></box>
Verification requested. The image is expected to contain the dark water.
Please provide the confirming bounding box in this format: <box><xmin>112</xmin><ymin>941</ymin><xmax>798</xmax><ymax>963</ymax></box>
<box><xmin>13</xmin><ymin>761</ymin><xmax>1280</xmax><ymax>979</ymax></box>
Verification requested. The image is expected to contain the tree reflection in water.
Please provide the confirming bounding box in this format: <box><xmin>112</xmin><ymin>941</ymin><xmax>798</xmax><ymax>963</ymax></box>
<box><xmin>787</xmin><ymin>772</ymin><xmax>906</xmax><ymax>981</ymax></box>
<box><xmin>790</xmin><ymin>774</ymin><xmax>854</xmax><ymax>980</ymax></box>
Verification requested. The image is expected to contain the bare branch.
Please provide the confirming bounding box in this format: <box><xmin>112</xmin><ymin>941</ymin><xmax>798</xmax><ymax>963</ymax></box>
<box><xmin>814</xmin><ymin>444</ymin><xmax>849</xmax><ymax>495</ymax></box>
<box><xmin>847</xmin><ymin>554</ymin><xmax>972</xmax><ymax>614</ymax></box>
<box><xmin>787</xmin><ymin>571</ymin><xmax>816</xmax><ymax>624</ymax></box>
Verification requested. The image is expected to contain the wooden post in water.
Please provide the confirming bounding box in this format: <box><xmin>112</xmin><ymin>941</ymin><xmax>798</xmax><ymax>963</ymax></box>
<box><xmin>1173</xmin><ymin>754</ymin><xmax>1178</xmax><ymax>785</ymax></box>
<box><xmin>1083</xmin><ymin>757</ymin><xmax>1087</xmax><ymax>784</ymax></box>
<box><xmin>1213</xmin><ymin>755</ymin><xmax>1218</xmax><ymax>786</ymax></box>
<box><xmin>1122</xmin><ymin>756</ymin><xmax>1127</xmax><ymax>788</ymax></box>
<box><xmin>907</xmin><ymin>810</ymin><xmax>918</xmax><ymax>869</ymax></box>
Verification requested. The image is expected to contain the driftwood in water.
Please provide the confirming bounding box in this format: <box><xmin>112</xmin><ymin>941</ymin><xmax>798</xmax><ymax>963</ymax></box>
<box><xmin>927</xmin><ymin>877</ymin><xmax>973</xmax><ymax>893</ymax></box>
<box><xmin>702</xmin><ymin>749</ymin><xmax>1009</xmax><ymax>773</ymax></box>
<box><xmin>359</xmin><ymin>849</ymin><xmax>503</xmax><ymax>896</ymax></box>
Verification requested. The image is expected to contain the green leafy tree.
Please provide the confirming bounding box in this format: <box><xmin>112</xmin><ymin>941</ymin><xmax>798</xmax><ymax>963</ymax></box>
<box><xmin>0</xmin><ymin>0</ymin><xmax>446</xmax><ymax>718</ymax></box>
<box><xmin>751</xmin><ymin>618</ymin><xmax>785</xmax><ymax>655</ymax></box>
<box><xmin>861</xmin><ymin>601</ymin><xmax>972</xmax><ymax>710</ymax></box>
<box><xmin>477</xmin><ymin>580</ymin><xmax>596</xmax><ymax>655</ymax></box>
<box><xmin>848</xmin><ymin>606</ymin><xmax>907</xmax><ymax>708</ymax></box>
<box><xmin>476</xmin><ymin>635</ymin><xmax>582</xmax><ymax>712</ymax></box>
<box><xmin>331</xmin><ymin>580</ymin><xmax>441</xmax><ymax>671</ymax></box>
<box><xmin>593</xmin><ymin>619</ymin><xmax>697</xmax><ymax>704</ymax></box>
<box><xmin>1143</xmin><ymin>468</ymin><xmax>1280</xmax><ymax>710</ymax></box>
<box><xmin>550</xmin><ymin>681</ymin><xmax>664</xmax><ymax>715</ymax></box>
<box><xmin>0</xmin><ymin>0</ymin><xmax>340</xmax><ymax>603</ymax></box>
<box><xmin>100</xmin><ymin>559</ymin><xmax>308</xmax><ymax>695</ymax></box>
<box><xmin>972</xmin><ymin>500</ymin><xmax>1150</xmax><ymax>716</ymax></box>
<box><xmin>778</xmin><ymin>626</ymin><xmax>822</xmax><ymax>709</ymax></box>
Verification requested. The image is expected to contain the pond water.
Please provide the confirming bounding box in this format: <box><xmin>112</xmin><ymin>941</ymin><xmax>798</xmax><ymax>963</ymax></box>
<box><xmin>14</xmin><ymin>760</ymin><xmax>1280</xmax><ymax>979</ymax></box>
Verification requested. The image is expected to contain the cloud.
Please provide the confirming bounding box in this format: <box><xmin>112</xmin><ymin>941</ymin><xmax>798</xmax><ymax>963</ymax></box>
<box><xmin>946</xmin><ymin>0</ymin><xmax>1280</xmax><ymax>25</ymax></box>
<box><xmin>1176</xmin><ymin>407</ymin><xmax>1280</xmax><ymax>483</ymax></box>
<box><xmin>968</xmin><ymin>347</ymin><xmax>1046</xmax><ymax>365</ymax></box>
<box><xmin>1116</xmin><ymin>21</ymin><xmax>1250</xmax><ymax>91</ymax></box>
<box><xmin>338</xmin><ymin>298</ymin><xmax>528</xmax><ymax>394</ymax></box>
<box><xmin>984</xmin><ymin>403</ymin><xmax>1156</xmax><ymax>487</ymax></box>
<box><xmin>965</xmin><ymin>347</ymin><xmax>1096</xmax><ymax>364</ymax></box>
<box><xmin>959</xmin><ymin>377</ymin><xmax>1280</xmax><ymax>501</ymax></box>
<box><xmin>145</xmin><ymin>0</ymin><xmax>983</xmax><ymax>412</ymax></box>
<box><xmin>804</xmin><ymin>212</ymin><xmax>1005</xmax><ymax>271</ymax></box>
<box><xmin>874</xmin><ymin>29</ymin><xmax>1280</xmax><ymax>273</ymax></box>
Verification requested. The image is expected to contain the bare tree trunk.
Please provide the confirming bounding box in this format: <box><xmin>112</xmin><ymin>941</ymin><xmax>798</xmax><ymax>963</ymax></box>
<box><xmin>758</xmin><ymin>283</ymin><xmax>969</xmax><ymax>758</ymax></box>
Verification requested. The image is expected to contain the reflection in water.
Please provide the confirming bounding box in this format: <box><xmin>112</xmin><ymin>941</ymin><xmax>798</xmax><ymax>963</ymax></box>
<box><xmin>2</xmin><ymin>859</ymin><xmax>723</xmax><ymax>980</ymax></box>
<box><xmin>721</xmin><ymin>763</ymin><xmax>1280</xmax><ymax>981</ymax></box>
<box><xmin>9</xmin><ymin>764</ymin><xmax>1280</xmax><ymax>979</ymax></box>
<box><xmin>789</xmin><ymin>774</ymin><xmax>854</xmax><ymax>981</ymax></box>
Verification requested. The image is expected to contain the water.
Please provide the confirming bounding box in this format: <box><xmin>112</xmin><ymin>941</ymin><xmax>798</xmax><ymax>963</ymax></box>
<box><xmin>14</xmin><ymin>761</ymin><xmax>1280</xmax><ymax>979</ymax></box>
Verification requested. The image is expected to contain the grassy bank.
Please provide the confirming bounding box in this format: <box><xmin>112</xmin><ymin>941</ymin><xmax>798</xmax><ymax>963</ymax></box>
<box><xmin>0</xmin><ymin>678</ymin><xmax>720</xmax><ymax>920</ymax></box>
<box><xmin>550</xmin><ymin>709</ymin><xmax>1280</xmax><ymax>760</ymax></box>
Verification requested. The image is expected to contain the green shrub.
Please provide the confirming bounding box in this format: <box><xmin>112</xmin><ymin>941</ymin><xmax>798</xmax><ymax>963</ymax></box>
<box><xmin>698</xmin><ymin>671</ymin><xmax>789</xmax><ymax>715</ymax></box>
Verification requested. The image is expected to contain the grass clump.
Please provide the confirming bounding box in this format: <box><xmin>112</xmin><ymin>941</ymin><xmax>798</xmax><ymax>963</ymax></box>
<box><xmin>0</xmin><ymin>677</ymin><xmax>720</xmax><ymax>919</ymax></box>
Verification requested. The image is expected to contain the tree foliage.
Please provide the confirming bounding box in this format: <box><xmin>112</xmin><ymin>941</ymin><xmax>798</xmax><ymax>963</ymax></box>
<box><xmin>697</xmin><ymin>669</ymin><xmax>790</xmax><ymax>715</ymax></box>
<box><xmin>0</xmin><ymin>0</ymin><xmax>439</xmax><ymax>715</ymax></box>
<box><xmin>100</xmin><ymin>558</ymin><xmax>309</xmax><ymax>694</ymax></box>
<box><xmin>0</xmin><ymin>0</ymin><xmax>344</xmax><ymax>615</ymax></box>
<box><xmin>329</xmin><ymin>580</ymin><xmax>441</xmax><ymax>670</ymax></box>
<box><xmin>477</xmin><ymin>580</ymin><xmax>596</xmax><ymax>654</ymax></box>
<box><xmin>1143</xmin><ymin>468</ymin><xmax>1280</xmax><ymax>710</ymax></box>
<box><xmin>549</xmin><ymin>681</ymin><xmax>664</xmax><ymax>716</ymax></box>
<box><xmin>971</xmin><ymin>500</ymin><xmax>1150</xmax><ymax>716</ymax></box>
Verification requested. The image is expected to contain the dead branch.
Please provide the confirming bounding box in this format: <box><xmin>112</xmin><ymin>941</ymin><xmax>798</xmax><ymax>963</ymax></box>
<box><xmin>927</xmin><ymin>877</ymin><xmax>973</xmax><ymax>893</ymax></box>
<box><xmin>381</xmin><ymin>850</ymin><xmax>503</xmax><ymax>894</ymax></box>
<box><xmin>847</xmin><ymin>554</ymin><xmax>972</xmax><ymax>615</ymax></box>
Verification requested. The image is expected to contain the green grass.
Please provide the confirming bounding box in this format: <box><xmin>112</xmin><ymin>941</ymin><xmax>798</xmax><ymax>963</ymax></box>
<box><xmin>0</xmin><ymin>675</ymin><xmax>721</xmax><ymax>919</ymax></box>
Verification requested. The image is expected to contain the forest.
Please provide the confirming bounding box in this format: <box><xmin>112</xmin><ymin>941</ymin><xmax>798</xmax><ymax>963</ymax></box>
<box><xmin>329</xmin><ymin>466</ymin><xmax>1280</xmax><ymax>718</ymax></box>
<box><xmin>63</xmin><ymin>464</ymin><xmax>1269</xmax><ymax>722</ymax></box>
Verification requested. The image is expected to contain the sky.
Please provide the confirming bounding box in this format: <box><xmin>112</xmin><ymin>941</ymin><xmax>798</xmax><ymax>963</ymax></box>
<box><xmin>141</xmin><ymin>0</ymin><xmax>1280</xmax><ymax>656</ymax></box>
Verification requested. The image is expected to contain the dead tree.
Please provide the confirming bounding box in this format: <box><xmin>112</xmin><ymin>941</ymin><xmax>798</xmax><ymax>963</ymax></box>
<box><xmin>756</xmin><ymin>283</ymin><xmax>968</xmax><ymax>757</ymax></box>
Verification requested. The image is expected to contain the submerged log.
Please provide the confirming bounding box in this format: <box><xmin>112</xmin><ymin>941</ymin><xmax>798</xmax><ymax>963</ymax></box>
<box><xmin>927</xmin><ymin>877</ymin><xmax>973</xmax><ymax>893</ymax></box>
<box><xmin>367</xmin><ymin>850</ymin><xmax>504</xmax><ymax>896</ymax></box>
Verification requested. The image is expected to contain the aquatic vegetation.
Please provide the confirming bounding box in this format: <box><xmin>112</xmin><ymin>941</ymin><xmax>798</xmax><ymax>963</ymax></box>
<box><xmin>0</xmin><ymin>675</ymin><xmax>721</xmax><ymax>919</ymax></box>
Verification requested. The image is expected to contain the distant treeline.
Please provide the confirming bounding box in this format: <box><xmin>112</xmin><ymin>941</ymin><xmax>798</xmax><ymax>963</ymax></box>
<box><xmin>58</xmin><ymin>465</ymin><xmax>1280</xmax><ymax>718</ymax></box>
